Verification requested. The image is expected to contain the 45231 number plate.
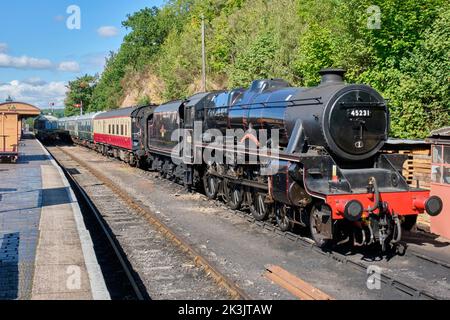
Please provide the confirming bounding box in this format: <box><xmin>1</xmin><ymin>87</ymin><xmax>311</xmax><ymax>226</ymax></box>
<box><xmin>348</xmin><ymin>109</ymin><xmax>372</xmax><ymax>118</ymax></box>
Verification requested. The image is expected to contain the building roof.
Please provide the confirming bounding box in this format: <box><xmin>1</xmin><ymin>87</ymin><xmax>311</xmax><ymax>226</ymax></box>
<box><xmin>430</xmin><ymin>127</ymin><xmax>450</xmax><ymax>138</ymax></box>
<box><xmin>427</xmin><ymin>126</ymin><xmax>450</xmax><ymax>144</ymax></box>
<box><xmin>0</xmin><ymin>101</ymin><xmax>41</xmax><ymax>117</ymax></box>
<box><xmin>386</xmin><ymin>138</ymin><xmax>428</xmax><ymax>146</ymax></box>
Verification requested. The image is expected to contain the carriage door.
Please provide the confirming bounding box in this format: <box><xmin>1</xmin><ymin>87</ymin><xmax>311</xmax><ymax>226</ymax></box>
<box><xmin>182</xmin><ymin>105</ymin><xmax>195</xmax><ymax>165</ymax></box>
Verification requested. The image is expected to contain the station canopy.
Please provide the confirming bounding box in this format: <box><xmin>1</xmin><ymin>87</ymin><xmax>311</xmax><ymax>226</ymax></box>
<box><xmin>0</xmin><ymin>101</ymin><xmax>41</xmax><ymax>118</ymax></box>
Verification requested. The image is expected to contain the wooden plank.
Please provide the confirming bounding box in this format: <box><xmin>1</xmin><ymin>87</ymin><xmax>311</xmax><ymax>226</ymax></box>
<box><xmin>265</xmin><ymin>265</ymin><xmax>334</xmax><ymax>300</ymax></box>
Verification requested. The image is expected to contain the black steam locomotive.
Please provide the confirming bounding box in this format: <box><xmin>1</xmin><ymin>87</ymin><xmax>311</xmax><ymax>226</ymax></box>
<box><xmin>57</xmin><ymin>69</ymin><xmax>443</xmax><ymax>251</ymax></box>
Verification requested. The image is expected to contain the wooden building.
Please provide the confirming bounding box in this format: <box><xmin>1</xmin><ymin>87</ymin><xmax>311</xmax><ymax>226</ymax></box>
<box><xmin>0</xmin><ymin>101</ymin><xmax>41</xmax><ymax>162</ymax></box>
<box><xmin>426</xmin><ymin>127</ymin><xmax>450</xmax><ymax>239</ymax></box>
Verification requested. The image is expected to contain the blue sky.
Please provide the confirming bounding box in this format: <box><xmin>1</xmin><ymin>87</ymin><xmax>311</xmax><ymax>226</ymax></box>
<box><xmin>0</xmin><ymin>0</ymin><xmax>165</xmax><ymax>108</ymax></box>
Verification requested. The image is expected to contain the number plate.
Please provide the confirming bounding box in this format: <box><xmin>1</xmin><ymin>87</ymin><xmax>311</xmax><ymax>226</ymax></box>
<box><xmin>348</xmin><ymin>109</ymin><xmax>372</xmax><ymax>118</ymax></box>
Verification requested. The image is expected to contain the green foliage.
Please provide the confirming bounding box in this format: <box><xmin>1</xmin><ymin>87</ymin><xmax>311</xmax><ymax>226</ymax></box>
<box><xmin>65</xmin><ymin>0</ymin><xmax>449</xmax><ymax>138</ymax></box>
<box><xmin>137</xmin><ymin>95</ymin><xmax>152</xmax><ymax>106</ymax></box>
<box><xmin>387</xmin><ymin>6</ymin><xmax>450</xmax><ymax>138</ymax></box>
<box><xmin>90</xmin><ymin>51</ymin><xmax>127</xmax><ymax>112</ymax></box>
<box><xmin>229</xmin><ymin>32</ymin><xmax>278</xmax><ymax>87</ymax></box>
<box><xmin>64</xmin><ymin>75</ymin><xmax>97</xmax><ymax>117</ymax></box>
<box><xmin>121</xmin><ymin>6</ymin><xmax>175</xmax><ymax>70</ymax></box>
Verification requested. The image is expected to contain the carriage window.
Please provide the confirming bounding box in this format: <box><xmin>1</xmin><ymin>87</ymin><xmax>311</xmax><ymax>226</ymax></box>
<box><xmin>121</xmin><ymin>124</ymin><xmax>124</xmax><ymax>136</ymax></box>
<box><xmin>109</xmin><ymin>124</ymin><xmax>111</xmax><ymax>134</ymax></box>
<box><xmin>116</xmin><ymin>124</ymin><xmax>119</xmax><ymax>135</ymax></box>
<box><xmin>125</xmin><ymin>124</ymin><xmax>128</xmax><ymax>136</ymax></box>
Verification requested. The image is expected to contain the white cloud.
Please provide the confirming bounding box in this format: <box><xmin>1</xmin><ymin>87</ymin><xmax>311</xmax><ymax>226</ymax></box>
<box><xmin>0</xmin><ymin>80</ymin><xmax>68</xmax><ymax>108</ymax></box>
<box><xmin>97</xmin><ymin>26</ymin><xmax>119</xmax><ymax>38</ymax></box>
<box><xmin>58</xmin><ymin>61</ymin><xmax>80</xmax><ymax>72</ymax></box>
<box><xmin>0</xmin><ymin>43</ymin><xmax>8</xmax><ymax>53</ymax></box>
<box><xmin>22</xmin><ymin>77</ymin><xmax>48</xmax><ymax>86</ymax></box>
<box><xmin>0</xmin><ymin>52</ymin><xmax>80</xmax><ymax>73</ymax></box>
<box><xmin>0</xmin><ymin>53</ymin><xmax>53</xmax><ymax>69</ymax></box>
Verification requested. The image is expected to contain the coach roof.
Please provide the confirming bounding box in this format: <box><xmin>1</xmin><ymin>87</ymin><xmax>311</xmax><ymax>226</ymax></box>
<box><xmin>95</xmin><ymin>107</ymin><xmax>136</xmax><ymax>120</ymax></box>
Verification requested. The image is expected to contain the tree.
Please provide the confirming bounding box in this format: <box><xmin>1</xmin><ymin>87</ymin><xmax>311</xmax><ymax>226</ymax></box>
<box><xmin>66</xmin><ymin>0</ymin><xmax>449</xmax><ymax>138</ymax></box>
<box><xmin>387</xmin><ymin>6</ymin><xmax>450</xmax><ymax>138</ymax></box>
<box><xmin>64</xmin><ymin>75</ymin><xmax>97</xmax><ymax>117</ymax></box>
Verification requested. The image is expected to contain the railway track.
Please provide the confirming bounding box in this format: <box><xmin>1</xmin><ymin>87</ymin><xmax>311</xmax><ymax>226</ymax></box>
<box><xmin>47</xmin><ymin>145</ymin><xmax>250</xmax><ymax>300</ymax></box>
<box><xmin>48</xmin><ymin>146</ymin><xmax>148</xmax><ymax>300</ymax></box>
<box><xmin>48</xmin><ymin>144</ymin><xmax>450</xmax><ymax>300</ymax></box>
<box><xmin>221</xmin><ymin>204</ymin><xmax>446</xmax><ymax>300</ymax></box>
<box><xmin>125</xmin><ymin>157</ymin><xmax>450</xmax><ymax>300</ymax></box>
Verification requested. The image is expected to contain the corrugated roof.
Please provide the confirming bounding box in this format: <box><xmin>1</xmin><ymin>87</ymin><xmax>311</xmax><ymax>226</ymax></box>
<box><xmin>386</xmin><ymin>138</ymin><xmax>428</xmax><ymax>145</ymax></box>
<box><xmin>430</xmin><ymin>126</ymin><xmax>450</xmax><ymax>138</ymax></box>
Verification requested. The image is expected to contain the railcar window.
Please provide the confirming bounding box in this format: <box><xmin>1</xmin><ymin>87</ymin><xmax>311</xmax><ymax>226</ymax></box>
<box><xmin>116</xmin><ymin>124</ymin><xmax>119</xmax><ymax>135</ymax></box>
<box><xmin>121</xmin><ymin>124</ymin><xmax>124</xmax><ymax>136</ymax></box>
<box><xmin>125</xmin><ymin>124</ymin><xmax>127</xmax><ymax>136</ymax></box>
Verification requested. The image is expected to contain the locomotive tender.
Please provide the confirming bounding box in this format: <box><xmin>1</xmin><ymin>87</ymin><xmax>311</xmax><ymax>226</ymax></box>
<box><xmin>52</xmin><ymin>69</ymin><xmax>442</xmax><ymax>251</ymax></box>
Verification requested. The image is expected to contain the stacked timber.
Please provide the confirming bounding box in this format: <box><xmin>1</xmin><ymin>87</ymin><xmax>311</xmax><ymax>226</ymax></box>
<box><xmin>400</xmin><ymin>148</ymin><xmax>431</xmax><ymax>190</ymax></box>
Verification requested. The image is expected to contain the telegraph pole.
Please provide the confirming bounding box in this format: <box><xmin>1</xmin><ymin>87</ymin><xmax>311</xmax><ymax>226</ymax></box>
<box><xmin>201</xmin><ymin>14</ymin><xmax>207</xmax><ymax>92</ymax></box>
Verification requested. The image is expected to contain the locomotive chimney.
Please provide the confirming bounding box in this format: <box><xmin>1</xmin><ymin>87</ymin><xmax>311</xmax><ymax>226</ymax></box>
<box><xmin>319</xmin><ymin>68</ymin><xmax>346</xmax><ymax>85</ymax></box>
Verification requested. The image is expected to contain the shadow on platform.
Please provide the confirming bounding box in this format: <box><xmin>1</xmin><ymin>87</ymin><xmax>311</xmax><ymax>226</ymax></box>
<box><xmin>41</xmin><ymin>187</ymin><xmax>72</xmax><ymax>207</ymax></box>
<box><xmin>17</xmin><ymin>154</ymin><xmax>50</xmax><ymax>164</ymax></box>
<box><xmin>0</xmin><ymin>233</ymin><xmax>20</xmax><ymax>300</ymax></box>
<box><xmin>402</xmin><ymin>230</ymin><xmax>450</xmax><ymax>248</ymax></box>
<box><xmin>0</xmin><ymin>187</ymin><xmax>73</xmax><ymax>214</ymax></box>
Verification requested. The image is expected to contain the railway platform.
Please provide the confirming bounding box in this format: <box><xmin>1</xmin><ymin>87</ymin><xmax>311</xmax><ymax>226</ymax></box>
<box><xmin>0</xmin><ymin>135</ymin><xmax>109</xmax><ymax>300</ymax></box>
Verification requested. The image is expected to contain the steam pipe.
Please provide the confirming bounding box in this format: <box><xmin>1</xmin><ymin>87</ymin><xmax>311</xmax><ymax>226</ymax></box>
<box><xmin>353</xmin><ymin>228</ymin><xmax>366</xmax><ymax>247</ymax></box>
<box><xmin>367</xmin><ymin>223</ymin><xmax>375</xmax><ymax>245</ymax></box>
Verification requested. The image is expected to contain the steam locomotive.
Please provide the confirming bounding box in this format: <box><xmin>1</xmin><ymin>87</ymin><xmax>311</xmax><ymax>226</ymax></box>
<box><xmin>51</xmin><ymin>69</ymin><xmax>442</xmax><ymax>251</ymax></box>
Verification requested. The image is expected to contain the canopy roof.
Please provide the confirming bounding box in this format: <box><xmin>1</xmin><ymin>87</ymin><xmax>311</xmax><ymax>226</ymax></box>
<box><xmin>0</xmin><ymin>101</ymin><xmax>41</xmax><ymax>117</ymax></box>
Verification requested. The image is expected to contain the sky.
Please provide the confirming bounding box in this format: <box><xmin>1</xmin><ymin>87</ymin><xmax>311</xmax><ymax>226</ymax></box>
<box><xmin>0</xmin><ymin>0</ymin><xmax>166</xmax><ymax>109</ymax></box>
